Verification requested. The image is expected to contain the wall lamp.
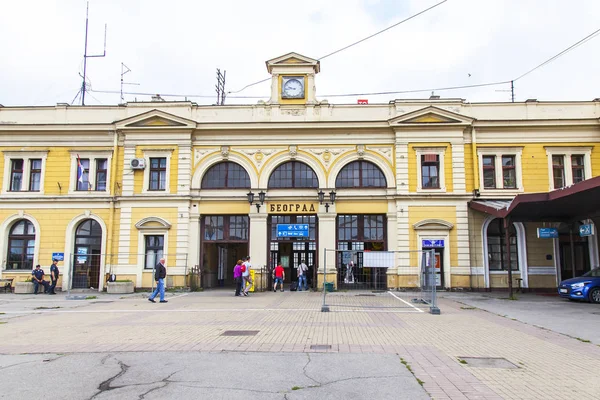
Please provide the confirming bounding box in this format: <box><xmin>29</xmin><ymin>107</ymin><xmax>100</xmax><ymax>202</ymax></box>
<box><xmin>247</xmin><ymin>190</ymin><xmax>266</xmax><ymax>212</ymax></box>
<box><xmin>318</xmin><ymin>189</ymin><xmax>336</xmax><ymax>212</ymax></box>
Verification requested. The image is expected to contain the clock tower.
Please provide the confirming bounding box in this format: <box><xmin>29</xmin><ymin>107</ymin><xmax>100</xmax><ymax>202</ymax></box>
<box><xmin>265</xmin><ymin>52</ymin><xmax>320</xmax><ymax>105</ymax></box>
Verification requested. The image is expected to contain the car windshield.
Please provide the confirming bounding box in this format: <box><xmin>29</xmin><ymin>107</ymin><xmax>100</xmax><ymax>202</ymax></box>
<box><xmin>582</xmin><ymin>268</ymin><xmax>600</xmax><ymax>277</ymax></box>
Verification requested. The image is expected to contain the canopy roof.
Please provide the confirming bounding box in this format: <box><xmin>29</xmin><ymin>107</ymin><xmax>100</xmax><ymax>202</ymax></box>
<box><xmin>469</xmin><ymin>176</ymin><xmax>600</xmax><ymax>222</ymax></box>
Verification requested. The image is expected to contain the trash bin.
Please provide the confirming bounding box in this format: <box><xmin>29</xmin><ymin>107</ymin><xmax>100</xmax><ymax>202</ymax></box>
<box><xmin>324</xmin><ymin>282</ymin><xmax>334</xmax><ymax>292</ymax></box>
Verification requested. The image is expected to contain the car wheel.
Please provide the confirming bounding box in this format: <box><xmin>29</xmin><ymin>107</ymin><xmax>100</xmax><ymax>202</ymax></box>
<box><xmin>589</xmin><ymin>288</ymin><xmax>600</xmax><ymax>304</ymax></box>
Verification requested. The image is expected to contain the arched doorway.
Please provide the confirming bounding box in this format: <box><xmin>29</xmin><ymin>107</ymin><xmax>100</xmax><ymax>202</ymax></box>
<box><xmin>73</xmin><ymin>219</ymin><xmax>102</xmax><ymax>289</ymax></box>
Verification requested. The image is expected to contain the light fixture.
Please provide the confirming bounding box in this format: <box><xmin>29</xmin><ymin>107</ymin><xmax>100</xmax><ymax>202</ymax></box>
<box><xmin>473</xmin><ymin>189</ymin><xmax>480</xmax><ymax>198</ymax></box>
<box><xmin>247</xmin><ymin>190</ymin><xmax>266</xmax><ymax>212</ymax></box>
<box><xmin>317</xmin><ymin>189</ymin><xmax>336</xmax><ymax>213</ymax></box>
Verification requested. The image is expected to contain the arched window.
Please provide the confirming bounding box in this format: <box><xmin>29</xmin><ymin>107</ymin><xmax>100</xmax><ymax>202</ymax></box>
<box><xmin>487</xmin><ymin>219</ymin><xmax>518</xmax><ymax>271</ymax></box>
<box><xmin>268</xmin><ymin>161</ymin><xmax>318</xmax><ymax>189</ymax></box>
<box><xmin>335</xmin><ymin>161</ymin><xmax>386</xmax><ymax>188</ymax></box>
<box><xmin>201</xmin><ymin>162</ymin><xmax>250</xmax><ymax>189</ymax></box>
<box><xmin>73</xmin><ymin>219</ymin><xmax>103</xmax><ymax>289</ymax></box>
<box><xmin>6</xmin><ymin>219</ymin><xmax>35</xmax><ymax>270</ymax></box>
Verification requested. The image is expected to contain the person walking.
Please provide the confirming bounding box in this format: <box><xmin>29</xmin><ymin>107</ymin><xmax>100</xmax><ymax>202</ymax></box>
<box><xmin>31</xmin><ymin>264</ymin><xmax>50</xmax><ymax>294</ymax></box>
<box><xmin>148</xmin><ymin>258</ymin><xmax>168</xmax><ymax>303</ymax></box>
<box><xmin>273</xmin><ymin>262</ymin><xmax>285</xmax><ymax>292</ymax></box>
<box><xmin>48</xmin><ymin>258</ymin><xmax>60</xmax><ymax>295</ymax></box>
<box><xmin>242</xmin><ymin>256</ymin><xmax>253</xmax><ymax>296</ymax></box>
<box><xmin>297</xmin><ymin>259</ymin><xmax>308</xmax><ymax>291</ymax></box>
<box><xmin>233</xmin><ymin>260</ymin><xmax>243</xmax><ymax>296</ymax></box>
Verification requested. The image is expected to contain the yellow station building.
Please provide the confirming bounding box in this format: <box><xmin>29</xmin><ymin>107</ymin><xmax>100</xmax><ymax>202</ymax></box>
<box><xmin>1</xmin><ymin>52</ymin><xmax>599</xmax><ymax>292</ymax></box>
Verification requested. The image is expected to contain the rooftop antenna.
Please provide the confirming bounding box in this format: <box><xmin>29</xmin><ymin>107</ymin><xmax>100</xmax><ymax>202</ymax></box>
<box><xmin>495</xmin><ymin>80</ymin><xmax>515</xmax><ymax>102</ymax></box>
<box><xmin>215</xmin><ymin>68</ymin><xmax>226</xmax><ymax>105</ymax></box>
<box><xmin>75</xmin><ymin>1</ymin><xmax>106</xmax><ymax>106</ymax></box>
<box><xmin>120</xmin><ymin>63</ymin><xmax>140</xmax><ymax>103</ymax></box>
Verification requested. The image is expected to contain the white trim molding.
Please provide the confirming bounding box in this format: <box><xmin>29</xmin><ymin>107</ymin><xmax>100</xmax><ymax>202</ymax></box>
<box><xmin>481</xmin><ymin>216</ymin><xmax>529</xmax><ymax>288</ymax></box>
<box><xmin>477</xmin><ymin>147</ymin><xmax>524</xmax><ymax>195</ymax></box>
<box><xmin>142</xmin><ymin>149</ymin><xmax>174</xmax><ymax>194</ymax></box>
<box><xmin>545</xmin><ymin>146</ymin><xmax>592</xmax><ymax>191</ymax></box>
<box><xmin>68</xmin><ymin>150</ymin><xmax>113</xmax><ymax>195</ymax></box>
<box><xmin>135</xmin><ymin>217</ymin><xmax>172</xmax><ymax>230</ymax></box>
<box><xmin>2</xmin><ymin>151</ymin><xmax>48</xmax><ymax>195</ymax></box>
<box><xmin>414</xmin><ymin>147</ymin><xmax>446</xmax><ymax>193</ymax></box>
<box><xmin>0</xmin><ymin>214</ymin><xmax>42</xmax><ymax>274</ymax></box>
<box><xmin>64</xmin><ymin>214</ymin><xmax>107</xmax><ymax>292</ymax></box>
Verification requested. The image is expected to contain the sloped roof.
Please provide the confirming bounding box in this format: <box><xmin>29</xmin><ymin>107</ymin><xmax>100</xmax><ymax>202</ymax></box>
<box><xmin>469</xmin><ymin>176</ymin><xmax>600</xmax><ymax>222</ymax></box>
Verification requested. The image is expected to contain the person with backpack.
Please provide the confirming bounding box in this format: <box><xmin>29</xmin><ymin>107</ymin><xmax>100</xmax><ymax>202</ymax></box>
<box><xmin>233</xmin><ymin>260</ymin><xmax>244</xmax><ymax>297</ymax></box>
<box><xmin>297</xmin><ymin>259</ymin><xmax>308</xmax><ymax>291</ymax></box>
<box><xmin>242</xmin><ymin>256</ymin><xmax>252</xmax><ymax>296</ymax></box>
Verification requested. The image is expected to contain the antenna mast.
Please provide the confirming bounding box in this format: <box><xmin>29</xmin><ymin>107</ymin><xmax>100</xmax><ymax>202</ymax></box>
<box><xmin>120</xmin><ymin>63</ymin><xmax>140</xmax><ymax>103</ymax></box>
<box><xmin>215</xmin><ymin>68</ymin><xmax>226</xmax><ymax>105</ymax></box>
<box><xmin>76</xmin><ymin>1</ymin><xmax>107</xmax><ymax>105</ymax></box>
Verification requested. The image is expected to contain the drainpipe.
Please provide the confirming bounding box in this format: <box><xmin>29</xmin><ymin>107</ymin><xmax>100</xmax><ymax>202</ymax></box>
<box><xmin>104</xmin><ymin>130</ymin><xmax>119</xmax><ymax>290</ymax></box>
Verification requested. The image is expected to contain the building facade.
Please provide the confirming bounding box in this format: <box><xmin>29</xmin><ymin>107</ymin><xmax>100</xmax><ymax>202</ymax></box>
<box><xmin>1</xmin><ymin>53</ymin><xmax>599</xmax><ymax>292</ymax></box>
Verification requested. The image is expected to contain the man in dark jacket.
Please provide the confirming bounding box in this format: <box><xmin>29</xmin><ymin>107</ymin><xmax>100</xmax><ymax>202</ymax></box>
<box><xmin>48</xmin><ymin>259</ymin><xmax>60</xmax><ymax>295</ymax></box>
<box><xmin>148</xmin><ymin>258</ymin><xmax>167</xmax><ymax>303</ymax></box>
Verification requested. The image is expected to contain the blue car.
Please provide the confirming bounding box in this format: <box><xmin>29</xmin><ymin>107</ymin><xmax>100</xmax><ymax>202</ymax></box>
<box><xmin>558</xmin><ymin>268</ymin><xmax>600</xmax><ymax>303</ymax></box>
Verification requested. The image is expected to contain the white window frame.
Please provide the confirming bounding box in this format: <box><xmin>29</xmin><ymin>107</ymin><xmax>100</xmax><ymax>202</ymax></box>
<box><xmin>68</xmin><ymin>151</ymin><xmax>113</xmax><ymax>194</ymax></box>
<box><xmin>477</xmin><ymin>147</ymin><xmax>523</xmax><ymax>194</ymax></box>
<box><xmin>142</xmin><ymin>149</ymin><xmax>173</xmax><ymax>194</ymax></box>
<box><xmin>136</xmin><ymin>229</ymin><xmax>169</xmax><ymax>286</ymax></box>
<box><xmin>415</xmin><ymin>147</ymin><xmax>446</xmax><ymax>193</ymax></box>
<box><xmin>2</xmin><ymin>151</ymin><xmax>48</xmax><ymax>195</ymax></box>
<box><xmin>545</xmin><ymin>147</ymin><xmax>592</xmax><ymax>190</ymax></box>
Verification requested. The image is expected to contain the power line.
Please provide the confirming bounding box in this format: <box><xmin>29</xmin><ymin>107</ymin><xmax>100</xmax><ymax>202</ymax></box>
<box><xmin>514</xmin><ymin>27</ymin><xmax>600</xmax><ymax>82</ymax></box>
<box><xmin>318</xmin><ymin>0</ymin><xmax>448</xmax><ymax>60</ymax></box>
<box><xmin>228</xmin><ymin>0</ymin><xmax>448</xmax><ymax>94</ymax></box>
<box><xmin>90</xmin><ymin>24</ymin><xmax>600</xmax><ymax>103</ymax></box>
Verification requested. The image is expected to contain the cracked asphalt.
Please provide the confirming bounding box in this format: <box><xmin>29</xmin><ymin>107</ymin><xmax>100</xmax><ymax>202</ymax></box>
<box><xmin>1</xmin><ymin>290</ymin><xmax>600</xmax><ymax>399</ymax></box>
<box><xmin>0</xmin><ymin>352</ymin><xmax>428</xmax><ymax>400</ymax></box>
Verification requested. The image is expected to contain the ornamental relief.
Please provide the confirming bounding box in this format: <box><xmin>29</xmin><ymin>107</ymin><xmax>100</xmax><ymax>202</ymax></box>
<box><xmin>366</xmin><ymin>146</ymin><xmax>393</xmax><ymax>165</ymax></box>
<box><xmin>305</xmin><ymin>147</ymin><xmax>350</xmax><ymax>167</ymax></box>
<box><xmin>193</xmin><ymin>147</ymin><xmax>219</xmax><ymax>167</ymax></box>
<box><xmin>239</xmin><ymin>148</ymin><xmax>280</xmax><ymax>168</ymax></box>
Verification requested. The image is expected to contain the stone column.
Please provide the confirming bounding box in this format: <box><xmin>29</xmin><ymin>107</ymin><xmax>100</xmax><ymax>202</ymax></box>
<box><xmin>317</xmin><ymin>210</ymin><xmax>336</xmax><ymax>288</ymax></box>
<box><xmin>249</xmin><ymin>210</ymin><xmax>268</xmax><ymax>289</ymax></box>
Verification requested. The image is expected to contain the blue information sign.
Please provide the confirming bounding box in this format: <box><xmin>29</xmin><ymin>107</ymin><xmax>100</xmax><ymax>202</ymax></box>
<box><xmin>537</xmin><ymin>228</ymin><xmax>558</xmax><ymax>239</ymax></box>
<box><xmin>579</xmin><ymin>224</ymin><xmax>594</xmax><ymax>237</ymax></box>
<box><xmin>52</xmin><ymin>252</ymin><xmax>64</xmax><ymax>261</ymax></box>
<box><xmin>276</xmin><ymin>224</ymin><xmax>309</xmax><ymax>238</ymax></box>
<box><xmin>422</xmin><ymin>239</ymin><xmax>444</xmax><ymax>248</ymax></box>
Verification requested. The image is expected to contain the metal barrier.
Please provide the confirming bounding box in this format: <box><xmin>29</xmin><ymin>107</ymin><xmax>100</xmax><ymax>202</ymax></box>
<box><xmin>321</xmin><ymin>248</ymin><xmax>440</xmax><ymax>315</ymax></box>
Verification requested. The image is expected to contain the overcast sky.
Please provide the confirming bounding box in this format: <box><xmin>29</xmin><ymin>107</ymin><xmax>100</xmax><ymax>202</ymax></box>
<box><xmin>1</xmin><ymin>0</ymin><xmax>599</xmax><ymax>107</ymax></box>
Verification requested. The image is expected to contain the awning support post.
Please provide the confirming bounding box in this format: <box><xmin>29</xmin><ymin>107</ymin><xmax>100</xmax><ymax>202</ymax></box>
<box><xmin>504</xmin><ymin>217</ymin><xmax>514</xmax><ymax>298</ymax></box>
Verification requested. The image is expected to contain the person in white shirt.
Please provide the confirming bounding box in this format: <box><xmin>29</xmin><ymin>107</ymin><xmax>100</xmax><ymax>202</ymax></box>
<box><xmin>297</xmin><ymin>259</ymin><xmax>308</xmax><ymax>291</ymax></box>
<box><xmin>242</xmin><ymin>256</ymin><xmax>253</xmax><ymax>296</ymax></box>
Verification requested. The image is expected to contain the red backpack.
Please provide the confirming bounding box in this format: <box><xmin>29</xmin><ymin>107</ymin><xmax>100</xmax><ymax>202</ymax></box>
<box><xmin>240</xmin><ymin>265</ymin><xmax>246</xmax><ymax>273</ymax></box>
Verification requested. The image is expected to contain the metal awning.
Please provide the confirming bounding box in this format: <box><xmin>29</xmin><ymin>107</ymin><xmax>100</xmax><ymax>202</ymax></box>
<box><xmin>469</xmin><ymin>175</ymin><xmax>600</xmax><ymax>222</ymax></box>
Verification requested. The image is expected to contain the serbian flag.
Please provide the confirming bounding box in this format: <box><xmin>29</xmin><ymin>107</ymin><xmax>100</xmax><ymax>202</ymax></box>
<box><xmin>77</xmin><ymin>155</ymin><xmax>85</xmax><ymax>185</ymax></box>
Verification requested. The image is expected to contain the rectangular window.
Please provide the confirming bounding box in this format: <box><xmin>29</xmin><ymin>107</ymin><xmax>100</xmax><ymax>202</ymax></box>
<box><xmin>145</xmin><ymin>235</ymin><xmax>164</xmax><ymax>269</ymax></box>
<box><xmin>29</xmin><ymin>159</ymin><xmax>42</xmax><ymax>191</ymax></box>
<box><xmin>95</xmin><ymin>158</ymin><xmax>108</xmax><ymax>191</ymax></box>
<box><xmin>421</xmin><ymin>154</ymin><xmax>439</xmax><ymax>189</ymax></box>
<box><xmin>149</xmin><ymin>157</ymin><xmax>167</xmax><ymax>191</ymax></box>
<box><xmin>76</xmin><ymin>158</ymin><xmax>90</xmax><ymax>191</ymax></box>
<box><xmin>10</xmin><ymin>159</ymin><xmax>24</xmax><ymax>191</ymax></box>
<box><xmin>502</xmin><ymin>155</ymin><xmax>516</xmax><ymax>189</ymax></box>
<box><xmin>482</xmin><ymin>155</ymin><xmax>496</xmax><ymax>189</ymax></box>
<box><xmin>552</xmin><ymin>155</ymin><xmax>565</xmax><ymax>189</ymax></box>
<box><xmin>571</xmin><ymin>154</ymin><xmax>585</xmax><ymax>184</ymax></box>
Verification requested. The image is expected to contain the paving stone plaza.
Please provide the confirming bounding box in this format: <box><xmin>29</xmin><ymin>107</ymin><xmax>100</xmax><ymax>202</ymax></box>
<box><xmin>0</xmin><ymin>291</ymin><xmax>599</xmax><ymax>399</ymax></box>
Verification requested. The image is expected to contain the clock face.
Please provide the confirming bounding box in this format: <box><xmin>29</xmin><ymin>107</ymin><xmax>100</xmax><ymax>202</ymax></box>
<box><xmin>282</xmin><ymin>77</ymin><xmax>304</xmax><ymax>99</ymax></box>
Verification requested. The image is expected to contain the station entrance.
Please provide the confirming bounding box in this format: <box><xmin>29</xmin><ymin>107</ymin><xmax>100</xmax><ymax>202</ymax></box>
<box><xmin>200</xmin><ymin>215</ymin><xmax>249</xmax><ymax>289</ymax></box>
<box><xmin>268</xmin><ymin>215</ymin><xmax>318</xmax><ymax>288</ymax></box>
